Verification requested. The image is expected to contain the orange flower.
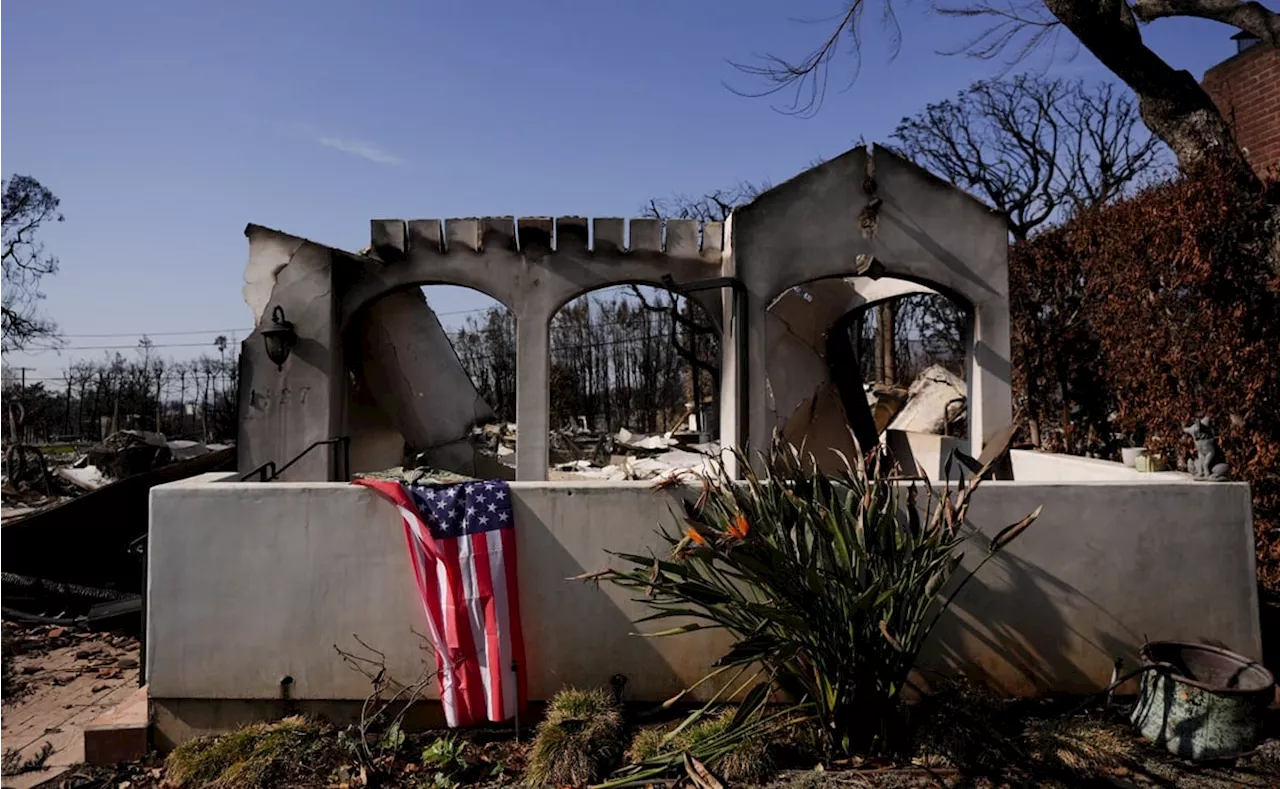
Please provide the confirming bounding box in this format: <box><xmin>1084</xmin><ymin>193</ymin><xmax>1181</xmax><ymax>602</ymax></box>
<box><xmin>686</xmin><ymin>527</ymin><xmax>707</xmax><ymax>546</ymax></box>
<box><xmin>726</xmin><ymin>512</ymin><xmax>750</xmax><ymax>540</ymax></box>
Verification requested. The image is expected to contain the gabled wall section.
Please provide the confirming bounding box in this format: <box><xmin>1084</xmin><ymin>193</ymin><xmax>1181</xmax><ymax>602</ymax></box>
<box><xmin>729</xmin><ymin>145</ymin><xmax>1009</xmax><ymax>458</ymax></box>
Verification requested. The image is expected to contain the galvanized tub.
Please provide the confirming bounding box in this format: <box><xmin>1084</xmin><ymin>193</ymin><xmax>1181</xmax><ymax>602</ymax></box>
<box><xmin>1130</xmin><ymin>641</ymin><xmax>1275</xmax><ymax>760</ymax></box>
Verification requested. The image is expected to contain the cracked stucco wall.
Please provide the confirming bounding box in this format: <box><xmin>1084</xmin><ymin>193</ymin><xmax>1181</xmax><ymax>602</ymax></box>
<box><xmin>239</xmin><ymin>226</ymin><xmax>495</xmax><ymax>479</ymax></box>
<box><xmin>238</xmin><ymin>226</ymin><xmax>345</xmax><ymax>481</ymax></box>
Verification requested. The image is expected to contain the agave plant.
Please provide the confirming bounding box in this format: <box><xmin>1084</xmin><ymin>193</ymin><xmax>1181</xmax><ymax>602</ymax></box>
<box><xmin>589</xmin><ymin>436</ymin><xmax>1040</xmax><ymax>759</ymax></box>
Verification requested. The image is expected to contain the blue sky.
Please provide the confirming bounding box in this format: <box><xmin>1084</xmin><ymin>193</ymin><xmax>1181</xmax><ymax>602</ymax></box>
<box><xmin>2</xmin><ymin>0</ymin><xmax>1237</xmax><ymax>380</ymax></box>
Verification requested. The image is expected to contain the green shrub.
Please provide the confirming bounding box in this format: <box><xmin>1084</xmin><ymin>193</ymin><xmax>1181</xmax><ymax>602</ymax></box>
<box><xmin>165</xmin><ymin>716</ymin><xmax>338</xmax><ymax>789</ymax></box>
<box><xmin>592</xmin><ymin>437</ymin><xmax>1039</xmax><ymax>758</ymax></box>
<box><xmin>626</xmin><ymin>709</ymin><xmax>773</xmax><ymax>783</ymax></box>
<box><xmin>525</xmin><ymin>687</ymin><xmax>624</xmax><ymax>787</ymax></box>
<box><xmin>421</xmin><ymin>734</ymin><xmax>470</xmax><ymax>788</ymax></box>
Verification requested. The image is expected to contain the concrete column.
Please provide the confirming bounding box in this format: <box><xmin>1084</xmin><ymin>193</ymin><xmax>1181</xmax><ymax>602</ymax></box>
<box><xmin>968</xmin><ymin>299</ymin><xmax>1012</xmax><ymax>458</ymax></box>
<box><xmin>744</xmin><ymin>293</ymin><xmax>772</xmax><ymax>475</ymax></box>
<box><xmin>717</xmin><ymin>218</ymin><xmax>742</xmax><ymax>479</ymax></box>
<box><xmin>516</xmin><ymin>313</ymin><xmax>550</xmax><ymax>481</ymax></box>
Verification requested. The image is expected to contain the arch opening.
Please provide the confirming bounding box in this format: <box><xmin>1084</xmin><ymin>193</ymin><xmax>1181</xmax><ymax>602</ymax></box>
<box><xmin>341</xmin><ymin>283</ymin><xmax>516</xmax><ymax>480</ymax></box>
<box><xmin>764</xmin><ymin>273</ymin><xmax>973</xmax><ymax>473</ymax></box>
<box><xmin>542</xmin><ymin>284</ymin><xmax>722</xmax><ymax>481</ymax></box>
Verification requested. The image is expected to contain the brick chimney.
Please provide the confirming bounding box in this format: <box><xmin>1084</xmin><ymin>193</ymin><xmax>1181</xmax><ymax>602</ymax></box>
<box><xmin>1201</xmin><ymin>34</ymin><xmax>1280</xmax><ymax>177</ymax></box>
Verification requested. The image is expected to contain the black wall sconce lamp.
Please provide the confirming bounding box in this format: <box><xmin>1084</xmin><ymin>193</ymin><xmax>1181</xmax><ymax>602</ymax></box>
<box><xmin>261</xmin><ymin>305</ymin><xmax>297</xmax><ymax>371</ymax></box>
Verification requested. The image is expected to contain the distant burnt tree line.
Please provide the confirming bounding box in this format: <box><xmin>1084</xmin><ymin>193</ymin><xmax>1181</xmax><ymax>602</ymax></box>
<box><xmin>2</xmin><ymin>340</ymin><xmax>238</xmax><ymax>445</ymax></box>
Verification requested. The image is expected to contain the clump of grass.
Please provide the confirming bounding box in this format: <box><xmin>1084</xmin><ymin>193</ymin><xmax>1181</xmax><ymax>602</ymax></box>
<box><xmin>526</xmin><ymin>687</ymin><xmax>624</xmax><ymax>787</ymax></box>
<box><xmin>626</xmin><ymin>727</ymin><xmax>666</xmax><ymax>764</ymax></box>
<box><xmin>1024</xmin><ymin>717</ymin><xmax>1136</xmax><ymax>774</ymax></box>
<box><xmin>165</xmin><ymin>715</ymin><xmax>339</xmax><ymax>788</ymax></box>
<box><xmin>627</xmin><ymin>709</ymin><xmax>773</xmax><ymax>783</ymax></box>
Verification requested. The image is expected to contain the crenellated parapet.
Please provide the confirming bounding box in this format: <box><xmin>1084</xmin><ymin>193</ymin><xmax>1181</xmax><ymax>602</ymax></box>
<box><xmin>368</xmin><ymin>216</ymin><xmax>724</xmax><ymax>263</ymax></box>
<box><xmin>342</xmin><ymin>216</ymin><xmax>729</xmax><ymax>336</ymax></box>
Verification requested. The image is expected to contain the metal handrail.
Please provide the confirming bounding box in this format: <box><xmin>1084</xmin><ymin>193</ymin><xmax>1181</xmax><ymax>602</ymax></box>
<box><xmin>239</xmin><ymin>461</ymin><xmax>277</xmax><ymax>482</ymax></box>
<box><xmin>270</xmin><ymin>436</ymin><xmax>350</xmax><ymax>482</ymax></box>
<box><xmin>238</xmin><ymin>436</ymin><xmax>350</xmax><ymax>483</ymax></box>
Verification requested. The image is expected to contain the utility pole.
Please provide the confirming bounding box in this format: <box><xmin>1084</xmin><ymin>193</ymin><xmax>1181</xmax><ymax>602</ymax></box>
<box><xmin>16</xmin><ymin>366</ymin><xmax>32</xmax><ymax>390</ymax></box>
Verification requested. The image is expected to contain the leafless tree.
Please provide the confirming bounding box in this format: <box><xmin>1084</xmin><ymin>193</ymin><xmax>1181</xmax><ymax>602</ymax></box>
<box><xmin>2</xmin><ymin>176</ymin><xmax>63</xmax><ymax>350</ymax></box>
<box><xmin>733</xmin><ymin>0</ymin><xmax>1280</xmax><ymax>270</ymax></box>
<box><xmin>644</xmin><ymin>181</ymin><xmax>768</xmax><ymax>224</ymax></box>
<box><xmin>892</xmin><ymin>75</ymin><xmax>1166</xmax><ymax>239</ymax></box>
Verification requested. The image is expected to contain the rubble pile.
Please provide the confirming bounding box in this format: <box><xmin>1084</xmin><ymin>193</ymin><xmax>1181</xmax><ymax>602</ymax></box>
<box><xmin>2</xmin><ymin>430</ymin><xmax>229</xmax><ymax>520</ymax></box>
<box><xmin>474</xmin><ymin>422</ymin><xmax>518</xmax><ymax>466</ymax></box>
<box><xmin>469</xmin><ymin>421</ymin><xmax>720</xmax><ymax>482</ymax></box>
<box><xmin>459</xmin><ymin>368</ymin><xmax>967</xmax><ymax>485</ymax></box>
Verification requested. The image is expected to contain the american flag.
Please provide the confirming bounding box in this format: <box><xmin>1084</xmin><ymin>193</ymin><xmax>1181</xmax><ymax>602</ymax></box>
<box><xmin>355</xmin><ymin>478</ymin><xmax>526</xmax><ymax>728</ymax></box>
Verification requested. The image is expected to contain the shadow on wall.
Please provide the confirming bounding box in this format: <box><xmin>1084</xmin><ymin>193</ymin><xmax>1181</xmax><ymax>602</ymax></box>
<box><xmin>921</xmin><ymin>541</ymin><xmax>1141</xmax><ymax>696</ymax></box>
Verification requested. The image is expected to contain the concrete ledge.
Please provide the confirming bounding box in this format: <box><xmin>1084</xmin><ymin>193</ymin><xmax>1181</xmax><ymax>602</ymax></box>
<box><xmin>83</xmin><ymin>686</ymin><xmax>149</xmax><ymax>765</ymax></box>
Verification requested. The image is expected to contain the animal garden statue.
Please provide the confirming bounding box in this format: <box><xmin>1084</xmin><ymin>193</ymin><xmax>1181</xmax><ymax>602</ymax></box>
<box><xmin>1183</xmin><ymin>416</ymin><xmax>1230</xmax><ymax>481</ymax></box>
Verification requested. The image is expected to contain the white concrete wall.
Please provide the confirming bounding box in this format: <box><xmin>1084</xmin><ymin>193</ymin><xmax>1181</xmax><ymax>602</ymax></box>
<box><xmin>1009</xmin><ymin>450</ymin><xmax>1186</xmax><ymax>483</ymax></box>
<box><xmin>148</xmin><ymin>473</ymin><xmax>1259</xmax><ymax>704</ymax></box>
<box><xmin>883</xmin><ymin>430</ymin><xmax>1189</xmax><ymax>485</ymax></box>
<box><xmin>147</xmin><ymin>474</ymin><xmax>735</xmax><ymax>703</ymax></box>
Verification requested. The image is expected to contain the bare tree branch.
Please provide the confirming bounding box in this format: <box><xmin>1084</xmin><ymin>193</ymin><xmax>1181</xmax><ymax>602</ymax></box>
<box><xmin>935</xmin><ymin>0</ymin><xmax>1065</xmax><ymax>67</ymax></box>
<box><xmin>727</xmin><ymin>3</ymin><xmax>883</xmax><ymax>118</ymax></box>
<box><xmin>643</xmin><ymin>182</ymin><xmax>767</xmax><ymax>223</ymax></box>
<box><xmin>740</xmin><ymin>0</ymin><xmax>1275</xmax><ymax>178</ymax></box>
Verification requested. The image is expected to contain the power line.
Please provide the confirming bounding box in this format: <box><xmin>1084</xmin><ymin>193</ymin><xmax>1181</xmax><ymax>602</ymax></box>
<box><xmin>57</xmin><ymin>327</ymin><xmax>251</xmax><ymax>339</ymax></box>
<box><xmin>18</xmin><ymin>341</ymin><xmax>235</xmax><ymax>353</ymax></box>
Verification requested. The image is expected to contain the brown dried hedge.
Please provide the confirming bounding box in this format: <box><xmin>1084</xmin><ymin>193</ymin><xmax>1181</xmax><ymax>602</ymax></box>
<box><xmin>1010</xmin><ymin>169</ymin><xmax>1280</xmax><ymax>588</ymax></box>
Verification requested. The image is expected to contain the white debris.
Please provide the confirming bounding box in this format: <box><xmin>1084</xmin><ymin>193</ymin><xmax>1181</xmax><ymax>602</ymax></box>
<box><xmin>622</xmin><ymin>449</ymin><xmax>718</xmax><ymax>481</ymax></box>
<box><xmin>615</xmin><ymin>428</ymin><xmax>678</xmax><ymax>451</ymax></box>
<box><xmin>569</xmin><ymin>464</ymin><xmax>627</xmax><ymax>481</ymax></box>
<box><xmin>886</xmin><ymin>365</ymin><xmax>967</xmax><ymax>435</ymax></box>
<box><xmin>56</xmin><ymin>464</ymin><xmax>107</xmax><ymax>491</ymax></box>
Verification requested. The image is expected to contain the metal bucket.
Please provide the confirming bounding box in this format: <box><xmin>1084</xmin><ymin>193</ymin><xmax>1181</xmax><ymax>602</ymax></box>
<box><xmin>1131</xmin><ymin>641</ymin><xmax>1275</xmax><ymax>760</ymax></box>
